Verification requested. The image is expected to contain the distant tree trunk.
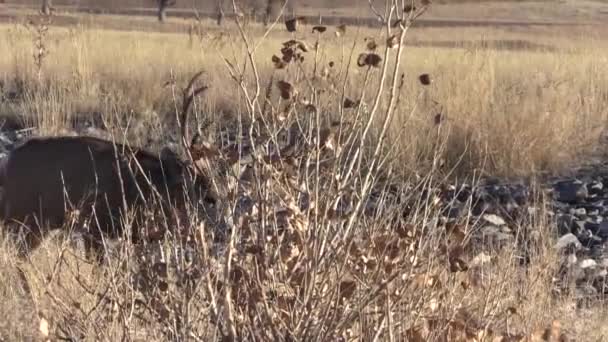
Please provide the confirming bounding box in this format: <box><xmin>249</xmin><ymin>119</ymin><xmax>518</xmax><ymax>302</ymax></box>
<box><xmin>41</xmin><ymin>0</ymin><xmax>51</xmax><ymax>15</ymax></box>
<box><xmin>216</xmin><ymin>0</ymin><xmax>224</xmax><ymax>26</ymax></box>
<box><xmin>264</xmin><ymin>0</ymin><xmax>281</xmax><ymax>26</ymax></box>
<box><xmin>287</xmin><ymin>0</ymin><xmax>295</xmax><ymax>18</ymax></box>
<box><xmin>158</xmin><ymin>0</ymin><xmax>175</xmax><ymax>22</ymax></box>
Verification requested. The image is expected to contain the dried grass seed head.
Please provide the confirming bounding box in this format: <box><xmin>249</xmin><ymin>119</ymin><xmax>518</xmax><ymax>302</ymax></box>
<box><xmin>365</xmin><ymin>38</ymin><xmax>378</xmax><ymax>51</ymax></box>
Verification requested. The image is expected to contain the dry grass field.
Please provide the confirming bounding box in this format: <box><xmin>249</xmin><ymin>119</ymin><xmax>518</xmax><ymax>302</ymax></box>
<box><xmin>1</xmin><ymin>1</ymin><xmax>608</xmax><ymax>341</ymax></box>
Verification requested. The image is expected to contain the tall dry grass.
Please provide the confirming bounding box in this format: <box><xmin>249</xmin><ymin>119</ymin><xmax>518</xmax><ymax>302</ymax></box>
<box><xmin>0</xmin><ymin>4</ymin><xmax>608</xmax><ymax>341</ymax></box>
<box><xmin>0</xmin><ymin>17</ymin><xmax>607</xmax><ymax>177</ymax></box>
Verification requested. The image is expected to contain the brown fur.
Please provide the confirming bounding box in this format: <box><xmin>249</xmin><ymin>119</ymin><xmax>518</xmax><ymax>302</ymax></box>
<box><xmin>0</xmin><ymin>135</ymin><xmax>209</xmax><ymax>261</ymax></box>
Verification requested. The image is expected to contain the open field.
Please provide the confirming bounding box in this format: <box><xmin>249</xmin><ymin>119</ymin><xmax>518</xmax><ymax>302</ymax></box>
<box><xmin>5</xmin><ymin>0</ymin><xmax>608</xmax><ymax>23</ymax></box>
<box><xmin>1</xmin><ymin>10</ymin><xmax>607</xmax><ymax>177</ymax></box>
<box><xmin>1</xmin><ymin>1</ymin><xmax>608</xmax><ymax>341</ymax></box>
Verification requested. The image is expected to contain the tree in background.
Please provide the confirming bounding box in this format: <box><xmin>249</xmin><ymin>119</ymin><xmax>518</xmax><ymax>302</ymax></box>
<box><xmin>158</xmin><ymin>0</ymin><xmax>176</xmax><ymax>22</ymax></box>
<box><xmin>41</xmin><ymin>0</ymin><xmax>51</xmax><ymax>15</ymax></box>
<box><xmin>264</xmin><ymin>0</ymin><xmax>280</xmax><ymax>26</ymax></box>
<box><xmin>216</xmin><ymin>0</ymin><xmax>225</xmax><ymax>25</ymax></box>
<box><xmin>263</xmin><ymin>0</ymin><xmax>296</xmax><ymax>26</ymax></box>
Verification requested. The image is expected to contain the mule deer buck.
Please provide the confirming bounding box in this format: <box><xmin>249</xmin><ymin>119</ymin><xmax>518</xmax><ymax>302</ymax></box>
<box><xmin>0</xmin><ymin>72</ymin><xmax>214</xmax><ymax>262</ymax></box>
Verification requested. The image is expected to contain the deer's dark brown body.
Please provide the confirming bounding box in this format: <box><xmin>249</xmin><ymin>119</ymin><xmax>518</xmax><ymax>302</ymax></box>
<box><xmin>0</xmin><ymin>135</ymin><xmax>206</xmax><ymax>260</ymax></box>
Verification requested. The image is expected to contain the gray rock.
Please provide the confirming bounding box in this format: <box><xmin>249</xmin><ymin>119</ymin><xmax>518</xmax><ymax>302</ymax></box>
<box><xmin>503</xmin><ymin>200</ymin><xmax>519</xmax><ymax>215</ymax></box>
<box><xmin>555</xmin><ymin>234</ymin><xmax>582</xmax><ymax>250</ymax></box>
<box><xmin>482</xmin><ymin>225</ymin><xmax>501</xmax><ymax>235</ymax></box>
<box><xmin>569</xmin><ymin>207</ymin><xmax>587</xmax><ymax>216</ymax></box>
<box><xmin>594</xmin><ymin>269</ymin><xmax>607</xmax><ymax>279</ymax></box>
<box><xmin>501</xmin><ymin>226</ymin><xmax>513</xmax><ymax>234</ymax></box>
<box><xmin>553</xmin><ymin>180</ymin><xmax>588</xmax><ymax>204</ymax></box>
<box><xmin>582</xmin><ymin>220</ymin><xmax>599</xmax><ymax>233</ymax></box>
<box><xmin>586</xmin><ymin>215</ymin><xmax>603</xmax><ymax>224</ymax></box>
<box><xmin>582</xmin><ymin>233</ymin><xmax>603</xmax><ymax>247</ymax></box>
<box><xmin>480</xmin><ymin>225</ymin><xmax>514</xmax><ymax>244</ymax></box>
<box><xmin>556</xmin><ymin>214</ymin><xmax>576</xmax><ymax>235</ymax></box>
<box><xmin>588</xmin><ymin>180</ymin><xmax>604</xmax><ymax>196</ymax></box>
<box><xmin>594</xmin><ymin>222</ymin><xmax>608</xmax><ymax>239</ymax></box>
<box><xmin>564</xmin><ymin>253</ymin><xmax>578</xmax><ymax>267</ymax></box>
<box><xmin>512</xmin><ymin>187</ymin><xmax>529</xmax><ymax>205</ymax></box>
<box><xmin>570</xmin><ymin>265</ymin><xmax>587</xmax><ymax>282</ymax></box>
<box><xmin>580</xmin><ymin>259</ymin><xmax>597</xmax><ymax>269</ymax></box>
<box><xmin>472</xmin><ymin>201</ymin><xmax>492</xmax><ymax>216</ymax></box>
<box><xmin>482</xmin><ymin>213</ymin><xmax>506</xmax><ymax>226</ymax></box>
<box><xmin>471</xmin><ymin>252</ymin><xmax>492</xmax><ymax>266</ymax></box>
<box><xmin>444</xmin><ymin>201</ymin><xmax>464</xmax><ymax>219</ymax></box>
<box><xmin>570</xmin><ymin>220</ymin><xmax>589</xmax><ymax>234</ymax></box>
<box><xmin>575</xmin><ymin>283</ymin><xmax>598</xmax><ymax>301</ymax></box>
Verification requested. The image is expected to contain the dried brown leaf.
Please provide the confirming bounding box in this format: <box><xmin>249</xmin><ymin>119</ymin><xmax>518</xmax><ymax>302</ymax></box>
<box><xmin>357</xmin><ymin>53</ymin><xmax>382</xmax><ymax>67</ymax></box>
<box><xmin>285</xmin><ymin>17</ymin><xmax>306</xmax><ymax>32</ymax></box>
<box><xmin>283</xmin><ymin>39</ymin><xmax>309</xmax><ymax>53</ymax></box>
<box><xmin>277</xmin><ymin>80</ymin><xmax>295</xmax><ymax>100</ymax></box>
<box><xmin>419</xmin><ymin>73</ymin><xmax>432</xmax><ymax>85</ymax></box>
<box><xmin>343</xmin><ymin>97</ymin><xmax>359</xmax><ymax>109</ymax></box>
<box><xmin>434</xmin><ymin>113</ymin><xmax>443</xmax><ymax>125</ymax></box>
<box><xmin>272</xmin><ymin>54</ymin><xmax>287</xmax><ymax>69</ymax></box>
<box><xmin>404</xmin><ymin>4</ymin><xmax>417</xmax><ymax>13</ymax></box>
<box><xmin>339</xmin><ymin>278</ymin><xmax>357</xmax><ymax>301</ymax></box>
<box><xmin>312</xmin><ymin>25</ymin><xmax>327</xmax><ymax>33</ymax></box>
